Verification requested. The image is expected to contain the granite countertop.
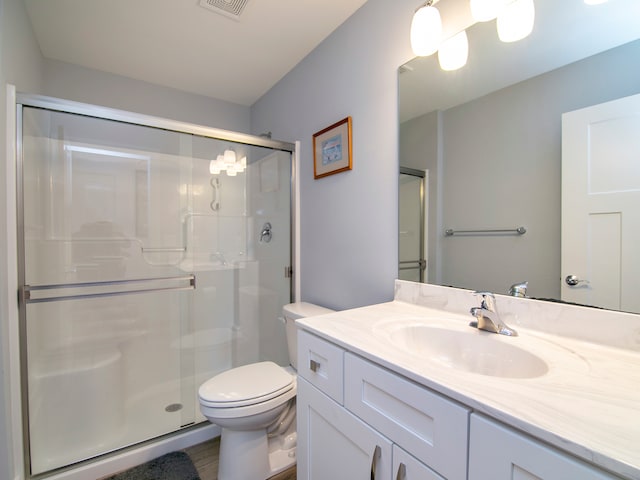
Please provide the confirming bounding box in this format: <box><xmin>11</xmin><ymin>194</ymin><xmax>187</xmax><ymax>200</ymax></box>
<box><xmin>297</xmin><ymin>299</ymin><xmax>640</xmax><ymax>480</ymax></box>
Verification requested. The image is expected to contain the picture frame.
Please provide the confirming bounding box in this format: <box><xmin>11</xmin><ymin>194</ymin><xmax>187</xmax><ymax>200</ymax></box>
<box><xmin>313</xmin><ymin>116</ymin><xmax>353</xmax><ymax>179</ymax></box>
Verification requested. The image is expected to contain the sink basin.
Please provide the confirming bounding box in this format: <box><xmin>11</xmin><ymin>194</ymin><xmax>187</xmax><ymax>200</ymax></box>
<box><xmin>387</xmin><ymin>325</ymin><xmax>548</xmax><ymax>378</ymax></box>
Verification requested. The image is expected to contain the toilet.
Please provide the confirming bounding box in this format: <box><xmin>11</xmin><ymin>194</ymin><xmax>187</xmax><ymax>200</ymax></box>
<box><xmin>198</xmin><ymin>302</ymin><xmax>334</xmax><ymax>480</ymax></box>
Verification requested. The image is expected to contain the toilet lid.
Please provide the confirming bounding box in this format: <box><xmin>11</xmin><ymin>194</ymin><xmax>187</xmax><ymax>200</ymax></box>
<box><xmin>199</xmin><ymin>361</ymin><xmax>294</xmax><ymax>408</ymax></box>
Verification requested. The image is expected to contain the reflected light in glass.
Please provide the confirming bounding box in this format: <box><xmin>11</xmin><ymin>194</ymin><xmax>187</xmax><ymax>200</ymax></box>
<box><xmin>237</xmin><ymin>156</ymin><xmax>247</xmax><ymax>172</ymax></box>
<box><xmin>470</xmin><ymin>0</ymin><xmax>509</xmax><ymax>22</ymax></box>
<box><xmin>209</xmin><ymin>160</ymin><xmax>221</xmax><ymax>174</ymax></box>
<box><xmin>438</xmin><ymin>30</ymin><xmax>469</xmax><ymax>71</ymax></box>
<box><xmin>223</xmin><ymin>149</ymin><xmax>237</xmax><ymax>165</ymax></box>
<box><xmin>497</xmin><ymin>0</ymin><xmax>535</xmax><ymax>43</ymax></box>
<box><xmin>410</xmin><ymin>4</ymin><xmax>442</xmax><ymax>56</ymax></box>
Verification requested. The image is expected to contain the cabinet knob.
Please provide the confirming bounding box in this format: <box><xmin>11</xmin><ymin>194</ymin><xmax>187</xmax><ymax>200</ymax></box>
<box><xmin>396</xmin><ymin>462</ymin><xmax>406</xmax><ymax>480</ymax></box>
<box><xmin>310</xmin><ymin>359</ymin><xmax>320</xmax><ymax>372</ymax></box>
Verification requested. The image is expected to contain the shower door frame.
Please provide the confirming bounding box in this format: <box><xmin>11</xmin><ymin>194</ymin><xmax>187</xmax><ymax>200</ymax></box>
<box><xmin>399</xmin><ymin>166</ymin><xmax>427</xmax><ymax>283</ymax></box>
<box><xmin>15</xmin><ymin>93</ymin><xmax>297</xmax><ymax>479</ymax></box>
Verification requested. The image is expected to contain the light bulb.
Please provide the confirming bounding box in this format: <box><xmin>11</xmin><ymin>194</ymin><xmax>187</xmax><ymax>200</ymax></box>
<box><xmin>209</xmin><ymin>160</ymin><xmax>220</xmax><ymax>175</ymax></box>
<box><xmin>438</xmin><ymin>30</ymin><xmax>469</xmax><ymax>71</ymax></box>
<box><xmin>216</xmin><ymin>155</ymin><xmax>226</xmax><ymax>170</ymax></box>
<box><xmin>410</xmin><ymin>4</ymin><xmax>442</xmax><ymax>56</ymax></box>
<box><xmin>497</xmin><ymin>0</ymin><xmax>535</xmax><ymax>43</ymax></box>
<box><xmin>223</xmin><ymin>149</ymin><xmax>236</xmax><ymax>165</ymax></box>
<box><xmin>470</xmin><ymin>0</ymin><xmax>509</xmax><ymax>22</ymax></box>
<box><xmin>237</xmin><ymin>156</ymin><xmax>247</xmax><ymax>172</ymax></box>
<box><xmin>584</xmin><ymin>0</ymin><xmax>608</xmax><ymax>4</ymax></box>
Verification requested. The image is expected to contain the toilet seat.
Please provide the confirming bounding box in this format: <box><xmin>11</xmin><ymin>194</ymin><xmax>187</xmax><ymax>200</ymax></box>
<box><xmin>199</xmin><ymin>361</ymin><xmax>294</xmax><ymax>408</ymax></box>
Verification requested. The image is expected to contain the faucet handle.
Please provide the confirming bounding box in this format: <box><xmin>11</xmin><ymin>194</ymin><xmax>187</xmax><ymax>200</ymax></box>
<box><xmin>473</xmin><ymin>291</ymin><xmax>496</xmax><ymax>311</ymax></box>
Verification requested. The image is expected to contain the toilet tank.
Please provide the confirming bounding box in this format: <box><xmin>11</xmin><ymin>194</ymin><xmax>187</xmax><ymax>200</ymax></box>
<box><xmin>283</xmin><ymin>302</ymin><xmax>334</xmax><ymax>370</ymax></box>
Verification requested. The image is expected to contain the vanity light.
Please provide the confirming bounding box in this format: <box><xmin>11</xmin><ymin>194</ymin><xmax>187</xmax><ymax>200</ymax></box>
<box><xmin>410</xmin><ymin>1</ymin><xmax>442</xmax><ymax>56</ymax></box>
<box><xmin>470</xmin><ymin>0</ymin><xmax>509</xmax><ymax>22</ymax></box>
<box><xmin>497</xmin><ymin>0</ymin><xmax>535</xmax><ymax>43</ymax></box>
<box><xmin>438</xmin><ymin>30</ymin><xmax>469</xmax><ymax>71</ymax></box>
<box><xmin>583</xmin><ymin>0</ymin><xmax>609</xmax><ymax>4</ymax></box>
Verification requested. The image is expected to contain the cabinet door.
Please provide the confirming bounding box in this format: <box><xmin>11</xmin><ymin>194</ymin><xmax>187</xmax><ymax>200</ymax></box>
<box><xmin>345</xmin><ymin>353</ymin><xmax>469</xmax><ymax>480</ymax></box>
<box><xmin>469</xmin><ymin>414</ymin><xmax>619</xmax><ymax>480</ymax></box>
<box><xmin>298</xmin><ymin>377</ymin><xmax>393</xmax><ymax>480</ymax></box>
<box><xmin>393</xmin><ymin>445</ymin><xmax>445</xmax><ymax>480</ymax></box>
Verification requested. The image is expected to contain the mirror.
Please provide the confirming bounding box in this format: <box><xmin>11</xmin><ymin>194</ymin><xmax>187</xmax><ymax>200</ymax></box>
<box><xmin>398</xmin><ymin>0</ymin><xmax>640</xmax><ymax>312</ymax></box>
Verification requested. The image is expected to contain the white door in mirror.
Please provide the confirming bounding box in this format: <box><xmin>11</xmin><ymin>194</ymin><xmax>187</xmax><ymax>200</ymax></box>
<box><xmin>561</xmin><ymin>92</ymin><xmax>640</xmax><ymax>312</ymax></box>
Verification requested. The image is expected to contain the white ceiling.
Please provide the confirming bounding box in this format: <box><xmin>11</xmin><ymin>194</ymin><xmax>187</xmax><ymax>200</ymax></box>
<box><xmin>24</xmin><ymin>0</ymin><xmax>369</xmax><ymax>106</ymax></box>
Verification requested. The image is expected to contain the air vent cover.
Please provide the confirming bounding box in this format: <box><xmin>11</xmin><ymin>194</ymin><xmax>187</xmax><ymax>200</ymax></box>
<box><xmin>199</xmin><ymin>0</ymin><xmax>250</xmax><ymax>20</ymax></box>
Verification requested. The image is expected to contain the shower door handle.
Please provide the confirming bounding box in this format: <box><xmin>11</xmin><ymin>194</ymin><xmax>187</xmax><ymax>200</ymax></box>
<box><xmin>20</xmin><ymin>274</ymin><xmax>196</xmax><ymax>304</ymax></box>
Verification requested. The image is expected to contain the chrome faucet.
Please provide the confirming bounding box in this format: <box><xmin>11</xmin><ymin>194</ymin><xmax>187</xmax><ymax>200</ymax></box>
<box><xmin>508</xmin><ymin>281</ymin><xmax>528</xmax><ymax>297</ymax></box>
<box><xmin>469</xmin><ymin>291</ymin><xmax>518</xmax><ymax>336</ymax></box>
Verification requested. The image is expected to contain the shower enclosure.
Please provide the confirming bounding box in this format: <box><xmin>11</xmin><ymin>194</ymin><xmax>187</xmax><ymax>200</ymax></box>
<box><xmin>16</xmin><ymin>95</ymin><xmax>294</xmax><ymax>477</ymax></box>
<box><xmin>399</xmin><ymin>167</ymin><xmax>426</xmax><ymax>282</ymax></box>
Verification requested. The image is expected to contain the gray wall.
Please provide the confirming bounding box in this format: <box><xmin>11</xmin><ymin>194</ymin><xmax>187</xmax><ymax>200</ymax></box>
<box><xmin>0</xmin><ymin>0</ymin><xmax>44</xmax><ymax>477</ymax></box>
<box><xmin>400</xmin><ymin>110</ymin><xmax>442</xmax><ymax>284</ymax></box>
<box><xmin>42</xmin><ymin>59</ymin><xmax>251</xmax><ymax>133</ymax></box>
<box><xmin>401</xmin><ymin>39</ymin><xmax>640</xmax><ymax>299</ymax></box>
<box><xmin>251</xmin><ymin>0</ymin><xmax>418</xmax><ymax>310</ymax></box>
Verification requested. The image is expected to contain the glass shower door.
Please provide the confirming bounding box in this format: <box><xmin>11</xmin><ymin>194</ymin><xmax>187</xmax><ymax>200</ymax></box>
<box><xmin>20</xmin><ymin>107</ymin><xmax>197</xmax><ymax>475</ymax></box>
<box><xmin>18</xmin><ymin>100</ymin><xmax>294</xmax><ymax>476</ymax></box>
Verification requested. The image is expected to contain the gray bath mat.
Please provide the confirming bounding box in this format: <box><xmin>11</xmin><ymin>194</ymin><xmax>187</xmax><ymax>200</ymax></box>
<box><xmin>103</xmin><ymin>451</ymin><xmax>201</xmax><ymax>480</ymax></box>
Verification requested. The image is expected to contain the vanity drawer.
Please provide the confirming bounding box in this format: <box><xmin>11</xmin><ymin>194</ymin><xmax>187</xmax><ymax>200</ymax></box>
<box><xmin>297</xmin><ymin>329</ymin><xmax>345</xmax><ymax>404</ymax></box>
<box><xmin>345</xmin><ymin>353</ymin><xmax>470</xmax><ymax>480</ymax></box>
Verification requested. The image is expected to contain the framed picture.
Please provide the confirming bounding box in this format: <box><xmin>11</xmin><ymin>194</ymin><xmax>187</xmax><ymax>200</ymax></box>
<box><xmin>313</xmin><ymin>116</ymin><xmax>352</xmax><ymax>179</ymax></box>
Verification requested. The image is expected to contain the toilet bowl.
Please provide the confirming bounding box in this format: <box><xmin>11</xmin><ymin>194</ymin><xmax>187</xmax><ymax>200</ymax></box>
<box><xmin>198</xmin><ymin>302</ymin><xmax>334</xmax><ymax>480</ymax></box>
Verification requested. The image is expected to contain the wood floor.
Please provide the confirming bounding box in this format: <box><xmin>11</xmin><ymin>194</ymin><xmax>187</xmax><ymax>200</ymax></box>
<box><xmin>182</xmin><ymin>437</ymin><xmax>297</xmax><ymax>480</ymax></box>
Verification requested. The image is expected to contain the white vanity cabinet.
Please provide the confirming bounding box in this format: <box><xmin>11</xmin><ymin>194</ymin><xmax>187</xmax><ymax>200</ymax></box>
<box><xmin>297</xmin><ymin>330</ymin><xmax>468</xmax><ymax>479</ymax></box>
<box><xmin>468</xmin><ymin>414</ymin><xmax>621</xmax><ymax>480</ymax></box>
<box><xmin>297</xmin><ymin>329</ymin><xmax>393</xmax><ymax>479</ymax></box>
<box><xmin>297</xmin><ymin>328</ymin><xmax>625</xmax><ymax>480</ymax></box>
<box><xmin>344</xmin><ymin>353</ymin><xmax>469</xmax><ymax>480</ymax></box>
<box><xmin>297</xmin><ymin>377</ymin><xmax>393</xmax><ymax>479</ymax></box>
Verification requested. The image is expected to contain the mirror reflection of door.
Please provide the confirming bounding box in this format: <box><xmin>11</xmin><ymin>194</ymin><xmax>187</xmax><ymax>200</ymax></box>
<box><xmin>399</xmin><ymin>167</ymin><xmax>427</xmax><ymax>282</ymax></box>
<box><xmin>561</xmin><ymin>92</ymin><xmax>640</xmax><ymax>312</ymax></box>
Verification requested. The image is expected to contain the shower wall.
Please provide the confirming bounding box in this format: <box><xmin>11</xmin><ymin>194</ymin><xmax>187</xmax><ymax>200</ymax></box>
<box><xmin>18</xmin><ymin>102</ymin><xmax>292</xmax><ymax>476</ymax></box>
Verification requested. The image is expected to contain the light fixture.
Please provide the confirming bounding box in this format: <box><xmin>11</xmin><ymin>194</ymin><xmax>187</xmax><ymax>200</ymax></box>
<box><xmin>209</xmin><ymin>154</ymin><xmax>224</xmax><ymax>174</ymax></box>
<box><xmin>497</xmin><ymin>0</ymin><xmax>535</xmax><ymax>43</ymax></box>
<box><xmin>583</xmin><ymin>0</ymin><xmax>609</xmax><ymax>4</ymax></box>
<box><xmin>238</xmin><ymin>156</ymin><xmax>247</xmax><ymax>172</ymax></box>
<box><xmin>438</xmin><ymin>30</ymin><xmax>469</xmax><ymax>71</ymax></box>
<box><xmin>410</xmin><ymin>1</ymin><xmax>442</xmax><ymax>56</ymax></box>
<box><xmin>470</xmin><ymin>0</ymin><xmax>509</xmax><ymax>22</ymax></box>
<box><xmin>209</xmin><ymin>149</ymin><xmax>246</xmax><ymax>176</ymax></box>
<box><xmin>223</xmin><ymin>149</ymin><xmax>237</xmax><ymax>165</ymax></box>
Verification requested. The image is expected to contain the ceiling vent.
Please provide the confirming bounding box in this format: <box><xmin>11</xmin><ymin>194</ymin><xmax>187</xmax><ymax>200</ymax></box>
<box><xmin>198</xmin><ymin>0</ymin><xmax>250</xmax><ymax>21</ymax></box>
